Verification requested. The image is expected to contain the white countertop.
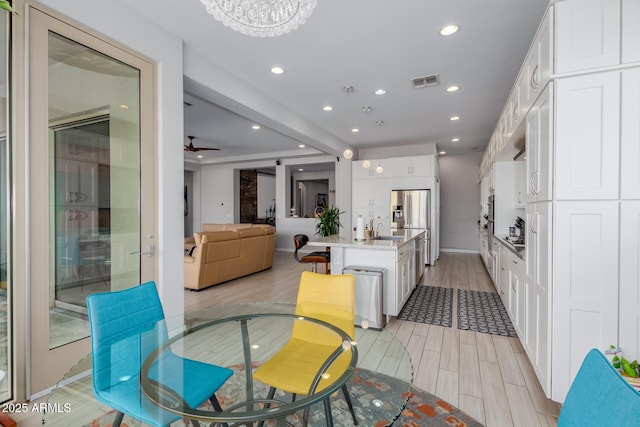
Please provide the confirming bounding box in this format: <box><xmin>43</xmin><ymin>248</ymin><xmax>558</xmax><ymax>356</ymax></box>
<box><xmin>307</xmin><ymin>229</ymin><xmax>425</xmax><ymax>251</ymax></box>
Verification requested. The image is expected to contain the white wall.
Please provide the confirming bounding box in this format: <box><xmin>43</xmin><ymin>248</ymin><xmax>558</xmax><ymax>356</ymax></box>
<box><xmin>439</xmin><ymin>152</ymin><xmax>483</xmax><ymax>252</ymax></box>
<box><xmin>37</xmin><ymin>0</ymin><xmax>185</xmax><ymax>316</ymax></box>
<box><xmin>257</xmin><ymin>173</ymin><xmax>276</xmax><ymax>219</ymax></box>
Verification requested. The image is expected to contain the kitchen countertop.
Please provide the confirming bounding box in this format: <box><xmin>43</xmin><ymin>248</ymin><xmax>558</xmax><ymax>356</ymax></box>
<box><xmin>307</xmin><ymin>229</ymin><xmax>425</xmax><ymax>251</ymax></box>
<box><xmin>495</xmin><ymin>234</ymin><xmax>525</xmax><ymax>259</ymax></box>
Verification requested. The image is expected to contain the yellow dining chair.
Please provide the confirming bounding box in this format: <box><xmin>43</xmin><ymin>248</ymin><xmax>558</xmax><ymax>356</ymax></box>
<box><xmin>253</xmin><ymin>271</ymin><xmax>358</xmax><ymax>426</ymax></box>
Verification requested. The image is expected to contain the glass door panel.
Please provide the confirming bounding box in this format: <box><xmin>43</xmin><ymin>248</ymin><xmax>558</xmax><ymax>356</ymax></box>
<box><xmin>0</xmin><ymin>8</ymin><xmax>10</xmax><ymax>403</ymax></box>
<box><xmin>48</xmin><ymin>32</ymin><xmax>142</xmax><ymax>348</ymax></box>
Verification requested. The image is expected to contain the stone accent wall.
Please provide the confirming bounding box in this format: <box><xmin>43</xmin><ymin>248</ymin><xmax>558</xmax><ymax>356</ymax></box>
<box><xmin>239</xmin><ymin>169</ymin><xmax>257</xmax><ymax>223</ymax></box>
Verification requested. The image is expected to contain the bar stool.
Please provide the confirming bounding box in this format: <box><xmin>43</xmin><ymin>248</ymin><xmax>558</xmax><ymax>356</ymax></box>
<box><xmin>293</xmin><ymin>234</ymin><xmax>330</xmax><ymax>274</ymax></box>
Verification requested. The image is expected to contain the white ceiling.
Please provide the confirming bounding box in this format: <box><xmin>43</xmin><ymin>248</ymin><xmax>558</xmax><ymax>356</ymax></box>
<box><xmin>125</xmin><ymin>0</ymin><xmax>548</xmax><ymax>162</ymax></box>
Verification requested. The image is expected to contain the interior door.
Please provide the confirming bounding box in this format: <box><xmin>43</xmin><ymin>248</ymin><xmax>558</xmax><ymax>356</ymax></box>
<box><xmin>28</xmin><ymin>8</ymin><xmax>155</xmax><ymax>395</ymax></box>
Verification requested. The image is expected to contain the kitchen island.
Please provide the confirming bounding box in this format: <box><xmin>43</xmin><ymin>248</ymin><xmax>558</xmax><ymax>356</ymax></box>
<box><xmin>307</xmin><ymin>229</ymin><xmax>425</xmax><ymax>319</ymax></box>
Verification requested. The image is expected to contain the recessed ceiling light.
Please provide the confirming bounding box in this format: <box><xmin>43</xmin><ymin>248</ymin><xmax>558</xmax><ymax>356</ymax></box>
<box><xmin>118</xmin><ymin>104</ymin><xmax>130</xmax><ymax>109</ymax></box>
<box><xmin>351</xmin><ymin>128</ymin><xmax>360</xmax><ymax>133</ymax></box>
<box><xmin>439</xmin><ymin>151</ymin><xmax>446</xmax><ymax>155</ymax></box>
<box><xmin>196</xmin><ymin>155</ymin><xmax>203</xmax><ymax>159</ymax></box>
<box><xmin>252</xmin><ymin>124</ymin><xmax>261</xmax><ymax>130</ymax></box>
<box><xmin>452</xmin><ymin>138</ymin><xmax>460</xmax><ymax>142</ymax></box>
<box><xmin>440</xmin><ymin>25</ymin><xmax>459</xmax><ymax>36</ymax></box>
<box><xmin>446</xmin><ymin>85</ymin><xmax>460</xmax><ymax>92</ymax></box>
<box><xmin>298</xmin><ymin>144</ymin><xmax>305</xmax><ymax>148</ymax></box>
<box><xmin>270</xmin><ymin>66</ymin><xmax>285</xmax><ymax>74</ymax></box>
<box><xmin>374</xmin><ymin>89</ymin><xmax>387</xmax><ymax>96</ymax></box>
<box><xmin>450</xmin><ymin>116</ymin><xmax>460</xmax><ymax>121</ymax></box>
<box><xmin>322</xmin><ymin>105</ymin><xmax>333</xmax><ymax>111</ymax></box>
<box><xmin>298</xmin><ymin>168</ymin><xmax>304</xmax><ymax>171</ymax></box>
<box><xmin>362</xmin><ymin>106</ymin><xmax>373</xmax><ymax>113</ymax></box>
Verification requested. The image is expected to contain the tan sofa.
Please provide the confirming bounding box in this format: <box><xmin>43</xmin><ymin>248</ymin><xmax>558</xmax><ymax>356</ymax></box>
<box><xmin>184</xmin><ymin>224</ymin><xmax>276</xmax><ymax>290</ymax></box>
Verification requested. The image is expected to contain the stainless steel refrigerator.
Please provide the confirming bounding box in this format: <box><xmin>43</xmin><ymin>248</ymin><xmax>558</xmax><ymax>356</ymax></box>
<box><xmin>390</xmin><ymin>189</ymin><xmax>431</xmax><ymax>265</ymax></box>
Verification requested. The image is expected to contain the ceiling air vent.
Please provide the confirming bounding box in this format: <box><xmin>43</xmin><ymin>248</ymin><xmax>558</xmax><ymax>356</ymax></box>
<box><xmin>411</xmin><ymin>74</ymin><xmax>440</xmax><ymax>89</ymax></box>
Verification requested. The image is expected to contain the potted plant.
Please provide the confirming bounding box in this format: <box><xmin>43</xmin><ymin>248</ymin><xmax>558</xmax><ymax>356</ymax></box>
<box><xmin>315</xmin><ymin>206</ymin><xmax>343</xmax><ymax>237</ymax></box>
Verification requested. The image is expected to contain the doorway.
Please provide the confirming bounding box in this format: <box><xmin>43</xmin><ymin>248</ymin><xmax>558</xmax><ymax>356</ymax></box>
<box><xmin>26</xmin><ymin>8</ymin><xmax>156</xmax><ymax>395</ymax></box>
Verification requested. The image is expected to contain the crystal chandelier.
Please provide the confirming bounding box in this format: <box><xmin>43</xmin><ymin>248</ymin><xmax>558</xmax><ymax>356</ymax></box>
<box><xmin>200</xmin><ymin>0</ymin><xmax>318</xmax><ymax>37</ymax></box>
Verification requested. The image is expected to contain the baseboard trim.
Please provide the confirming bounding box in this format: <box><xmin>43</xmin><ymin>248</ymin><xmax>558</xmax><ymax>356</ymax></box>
<box><xmin>440</xmin><ymin>248</ymin><xmax>480</xmax><ymax>254</ymax></box>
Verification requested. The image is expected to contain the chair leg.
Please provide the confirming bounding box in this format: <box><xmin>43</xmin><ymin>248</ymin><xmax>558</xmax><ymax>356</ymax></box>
<box><xmin>342</xmin><ymin>385</ymin><xmax>358</xmax><ymax>425</ymax></box>
<box><xmin>112</xmin><ymin>411</ymin><xmax>124</xmax><ymax>427</ymax></box>
<box><xmin>257</xmin><ymin>387</ymin><xmax>277</xmax><ymax>427</ymax></box>
<box><xmin>323</xmin><ymin>398</ymin><xmax>334</xmax><ymax>427</ymax></box>
<box><xmin>325</xmin><ymin>263</ymin><xmax>330</xmax><ymax>274</ymax></box>
<box><xmin>209</xmin><ymin>395</ymin><xmax>228</xmax><ymax>427</ymax></box>
<box><xmin>311</xmin><ymin>263</ymin><xmax>317</xmax><ymax>273</ymax></box>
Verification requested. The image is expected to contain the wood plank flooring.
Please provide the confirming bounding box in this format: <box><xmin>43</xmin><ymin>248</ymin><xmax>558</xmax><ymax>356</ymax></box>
<box><xmin>13</xmin><ymin>250</ymin><xmax>561</xmax><ymax>426</ymax></box>
<box><xmin>184</xmin><ymin>251</ymin><xmax>560</xmax><ymax>426</ymax></box>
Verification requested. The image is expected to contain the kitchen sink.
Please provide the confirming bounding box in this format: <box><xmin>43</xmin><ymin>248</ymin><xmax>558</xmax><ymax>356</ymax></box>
<box><xmin>375</xmin><ymin>235</ymin><xmax>404</xmax><ymax>241</ymax></box>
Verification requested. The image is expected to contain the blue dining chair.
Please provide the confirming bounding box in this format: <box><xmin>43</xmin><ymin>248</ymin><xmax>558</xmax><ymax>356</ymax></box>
<box><xmin>86</xmin><ymin>281</ymin><xmax>233</xmax><ymax>427</ymax></box>
<box><xmin>558</xmin><ymin>348</ymin><xmax>640</xmax><ymax>426</ymax></box>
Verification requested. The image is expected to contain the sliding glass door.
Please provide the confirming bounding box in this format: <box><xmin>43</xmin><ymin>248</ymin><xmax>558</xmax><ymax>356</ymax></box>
<box><xmin>28</xmin><ymin>8</ymin><xmax>156</xmax><ymax>394</ymax></box>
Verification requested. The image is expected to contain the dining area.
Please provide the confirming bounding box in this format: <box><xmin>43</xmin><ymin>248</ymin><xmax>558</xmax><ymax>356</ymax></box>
<box><xmin>43</xmin><ymin>271</ymin><xmax>413</xmax><ymax>427</ymax></box>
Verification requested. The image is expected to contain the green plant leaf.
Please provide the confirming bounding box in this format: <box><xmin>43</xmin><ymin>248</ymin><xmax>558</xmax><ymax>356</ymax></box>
<box><xmin>315</xmin><ymin>206</ymin><xmax>344</xmax><ymax>237</ymax></box>
<box><xmin>0</xmin><ymin>1</ymin><xmax>16</xmax><ymax>13</ymax></box>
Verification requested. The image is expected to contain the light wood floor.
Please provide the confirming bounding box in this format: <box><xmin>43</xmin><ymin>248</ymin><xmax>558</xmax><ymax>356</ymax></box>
<box><xmin>184</xmin><ymin>251</ymin><xmax>560</xmax><ymax>427</ymax></box>
<box><xmin>13</xmin><ymin>250</ymin><xmax>560</xmax><ymax>426</ymax></box>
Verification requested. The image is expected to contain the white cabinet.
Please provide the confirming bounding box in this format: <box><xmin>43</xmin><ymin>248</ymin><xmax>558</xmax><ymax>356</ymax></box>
<box><xmin>553</xmin><ymin>201</ymin><xmax>619</xmax><ymax>401</ymax></box>
<box><xmin>352</xmin><ymin>162</ymin><xmax>379</xmax><ymax>179</ymax></box>
<box><xmin>396</xmin><ymin>241</ymin><xmax>416</xmax><ymax>314</ymax></box>
<box><xmin>352</xmin><ymin>165</ymin><xmax>391</xmax><ymax>235</ymax></box>
<box><xmin>556</xmin><ymin>0</ymin><xmax>621</xmax><ymax>73</ymax></box>
<box><xmin>620</xmin><ymin>202</ymin><xmax>640</xmax><ymax>366</ymax></box>
<box><xmin>499</xmin><ymin>243</ymin><xmax>510</xmax><ymax>303</ymax></box>
<box><xmin>524</xmin><ymin>5</ymin><xmax>553</xmax><ymax>110</ymax></box>
<box><xmin>525</xmin><ymin>201</ymin><xmax>552</xmax><ymax>394</ymax></box>
<box><xmin>507</xmin><ymin>254</ymin><xmax>525</xmax><ymax>337</ymax></box>
<box><xmin>555</xmin><ymin>72</ymin><xmax>620</xmax><ymax>200</ymax></box>
<box><xmin>622</xmin><ymin>0</ymin><xmax>640</xmax><ymax>63</ymax></box>
<box><xmin>514</xmin><ymin>161</ymin><xmax>526</xmax><ymax>208</ymax></box>
<box><xmin>525</xmin><ymin>85</ymin><xmax>553</xmax><ymax>203</ymax></box>
<box><xmin>56</xmin><ymin>158</ymin><xmax>99</xmax><ymax>207</ymax></box>
<box><xmin>488</xmin><ymin>163</ymin><xmax>495</xmax><ymax>192</ymax></box>
<box><xmin>384</xmin><ymin>155</ymin><xmax>433</xmax><ymax>177</ymax></box>
<box><xmin>621</xmin><ymin>68</ymin><xmax>640</xmax><ymax>199</ymax></box>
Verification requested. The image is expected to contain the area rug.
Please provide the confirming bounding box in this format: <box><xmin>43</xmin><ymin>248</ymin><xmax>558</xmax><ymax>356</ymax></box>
<box><xmin>457</xmin><ymin>289</ymin><xmax>517</xmax><ymax>337</ymax></box>
<box><xmin>83</xmin><ymin>365</ymin><xmax>483</xmax><ymax>427</ymax></box>
<box><xmin>397</xmin><ymin>285</ymin><xmax>453</xmax><ymax>327</ymax></box>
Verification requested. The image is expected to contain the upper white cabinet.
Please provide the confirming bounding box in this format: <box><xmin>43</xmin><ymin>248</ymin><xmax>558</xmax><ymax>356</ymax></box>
<box><xmin>384</xmin><ymin>155</ymin><xmax>433</xmax><ymax>178</ymax></box>
<box><xmin>621</xmin><ymin>68</ymin><xmax>640</xmax><ymax>199</ymax></box>
<box><xmin>525</xmin><ymin>85</ymin><xmax>553</xmax><ymax>203</ymax></box>
<box><xmin>555</xmin><ymin>72</ymin><xmax>620</xmax><ymax>200</ymax></box>
<box><xmin>524</xmin><ymin>6</ymin><xmax>553</xmax><ymax>110</ymax></box>
<box><xmin>556</xmin><ymin>0</ymin><xmax>621</xmax><ymax>73</ymax></box>
<box><xmin>622</xmin><ymin>0</ymin><xmax>640</xmax><ymax>63</ymax></box>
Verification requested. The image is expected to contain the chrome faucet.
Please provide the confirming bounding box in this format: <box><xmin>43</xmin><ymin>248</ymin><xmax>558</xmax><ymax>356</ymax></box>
<box><xmin>369</xmin><ymin>217</ymin><xmax>383</xmax><ymax>237</ymax></box>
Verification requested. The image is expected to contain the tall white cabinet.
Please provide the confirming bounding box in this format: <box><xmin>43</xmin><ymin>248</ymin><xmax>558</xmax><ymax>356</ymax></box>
<box><xmin>479</xmin><ymin>0</ymin><xmax>640</xmax><ymax>402</ymax></box>
<box><xmin>351</xmin><ymin>154</ymin><xmax>439</xmax><ymax>264</ymax></box>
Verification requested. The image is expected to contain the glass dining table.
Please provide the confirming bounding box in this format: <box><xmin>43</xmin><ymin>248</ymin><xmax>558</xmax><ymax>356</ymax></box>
<box><xmin>43</xmin><ymin>302</ymin><xmax>413</xmax><ymax>426</ymax></box>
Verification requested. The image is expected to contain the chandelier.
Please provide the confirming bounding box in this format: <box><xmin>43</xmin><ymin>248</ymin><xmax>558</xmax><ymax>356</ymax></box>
<box><xmin>200</xmin><ymin>0</ymin><xmax>318</xmax><ymax>37</ymax></box>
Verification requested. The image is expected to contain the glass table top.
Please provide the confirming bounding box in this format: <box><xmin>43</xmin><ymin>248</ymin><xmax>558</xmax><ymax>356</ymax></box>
<box><xmin>44</xmin><ymin>303</ymin><xmax>413</xmax><ymax>426</ymax></box>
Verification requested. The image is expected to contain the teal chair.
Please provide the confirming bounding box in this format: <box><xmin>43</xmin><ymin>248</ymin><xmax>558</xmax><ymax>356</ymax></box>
<box><xmin>558</xmin><ymin>348</ymin><xmax>640</xmax><ymax>426</ymax></box>
<box><xmin>86</xmin><ymin>281</ymin><xmax>233</xmax><ymax>427</ymax></box>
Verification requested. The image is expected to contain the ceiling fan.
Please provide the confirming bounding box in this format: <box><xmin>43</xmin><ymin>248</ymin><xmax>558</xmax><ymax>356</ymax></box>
<box><xmin>184</xmin><ymin>135</ymin><xmax>220</xmax><ymax>152</ymax></box>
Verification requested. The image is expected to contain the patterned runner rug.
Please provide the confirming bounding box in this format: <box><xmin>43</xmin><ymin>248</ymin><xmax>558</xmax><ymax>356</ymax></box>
<box><xmin>83</xmin><ymin>366</ymin><xmax>483</xmax><ymax>427</ymax></box>
<box><xmin>457</xmin><ymin>289</ymin><xmax>517</xmax><ymax>337</ymax></box>
<box><xmin>396</xmin><ymin>285</ymin><xmax>453</xmax><ymax>327</ymax></box>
